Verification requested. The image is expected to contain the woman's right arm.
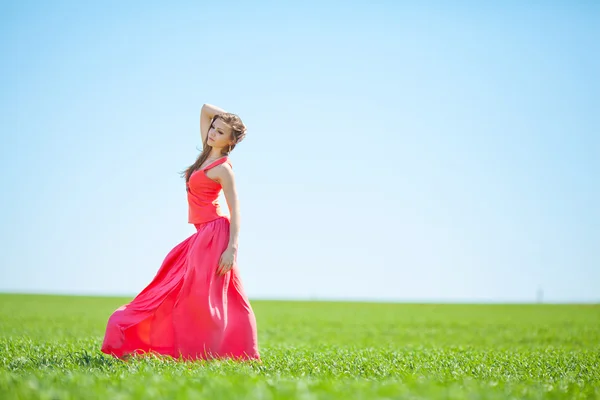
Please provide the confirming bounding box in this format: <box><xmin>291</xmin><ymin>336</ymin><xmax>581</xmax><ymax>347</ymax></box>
<box><xmin>200</xmin><ymin>104</ymin><xmax>227</xmax><ymax>146</ymax></box>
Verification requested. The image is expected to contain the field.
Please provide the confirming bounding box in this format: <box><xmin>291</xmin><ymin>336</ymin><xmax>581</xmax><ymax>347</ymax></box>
<box><xmin>0</xmin><ymin>294</ymin><xmax>598</xmax><ymax>399</ymax></box>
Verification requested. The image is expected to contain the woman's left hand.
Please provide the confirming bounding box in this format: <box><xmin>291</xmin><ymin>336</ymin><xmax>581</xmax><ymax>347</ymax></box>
<box><xmin>217</xmin><ymin>247</ymin><xmax>236</xmax><ymax>275</ymax></box>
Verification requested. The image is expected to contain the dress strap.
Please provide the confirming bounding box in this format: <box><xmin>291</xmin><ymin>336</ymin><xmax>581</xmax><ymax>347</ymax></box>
<box><xmin>202</xmin><ymin>156</ymin><xmax>230</xmax><ymax>171</ymax></box>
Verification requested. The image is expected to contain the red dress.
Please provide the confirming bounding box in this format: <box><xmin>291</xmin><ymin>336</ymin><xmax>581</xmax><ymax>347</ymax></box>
<box><xmin>101</xmin><ymin>156</ymin><xmax>260</xmax><ymax>361</ymax></box>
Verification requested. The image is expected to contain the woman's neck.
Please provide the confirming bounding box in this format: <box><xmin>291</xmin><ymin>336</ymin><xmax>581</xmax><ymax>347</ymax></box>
<box><xmin>208</xmin><ymin>150</ymin><xmax>225</xmax><ymax>159</ymax></box>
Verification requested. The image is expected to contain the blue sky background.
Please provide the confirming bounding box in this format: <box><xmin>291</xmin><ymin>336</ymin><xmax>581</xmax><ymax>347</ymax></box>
<box><xmin>1</xmin><ymin>0</ymin><xmax>598</xmax><ymax>302</ymax></box>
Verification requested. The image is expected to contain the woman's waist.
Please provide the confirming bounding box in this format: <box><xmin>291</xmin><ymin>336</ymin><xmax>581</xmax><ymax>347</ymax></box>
<box><xmin>193</xmin><ymin>215</ymin><xmax>230</xmax><ymax>230</ymax></box>
<box><xmin>188</xmin><ymin>204</ymin><xmax>227</xmax><ymax>223</ymax></box>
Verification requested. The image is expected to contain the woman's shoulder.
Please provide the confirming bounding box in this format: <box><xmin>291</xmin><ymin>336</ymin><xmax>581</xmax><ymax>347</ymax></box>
<box><xmin>222</xmin><ymin>157</ymin><xmax>233</xmax><ymax>169</ymax></box>
<box><xmin>210</xmin><ymin>157</ymin><xmax>234</xmax><ymax>174</ymax></box>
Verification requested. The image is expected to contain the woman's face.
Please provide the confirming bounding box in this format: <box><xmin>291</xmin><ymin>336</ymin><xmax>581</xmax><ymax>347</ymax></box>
<box><xmin>207</xmin><ymin>118</ymin><xmax>234</xmax><ymax>149</ymax></box>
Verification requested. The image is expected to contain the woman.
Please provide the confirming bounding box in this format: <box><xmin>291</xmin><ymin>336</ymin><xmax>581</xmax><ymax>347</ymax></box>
<box><xmin>101</xmin><ymin>104</ymin><xmax>260</xmax><ymax>362</ymax></box>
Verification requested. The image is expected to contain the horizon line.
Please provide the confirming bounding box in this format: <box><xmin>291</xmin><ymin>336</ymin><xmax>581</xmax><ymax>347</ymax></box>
<box><xmin>0</xmin><ymin>290</ymin><xmax>598</xmax><ymax>305</ymax></box>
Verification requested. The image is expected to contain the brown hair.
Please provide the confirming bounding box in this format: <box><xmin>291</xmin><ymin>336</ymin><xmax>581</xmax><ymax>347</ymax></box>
<box><xmin>182</xmin><ymin>113</ymin><xmax>247</xmax><ymax>183</ymax></box>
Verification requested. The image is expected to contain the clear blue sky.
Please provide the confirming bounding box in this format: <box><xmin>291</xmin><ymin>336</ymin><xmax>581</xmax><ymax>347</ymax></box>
<box><xmin>1</xmin><ymin>0</ymin><xmax>598</xmax><ymax>302</ymax></box>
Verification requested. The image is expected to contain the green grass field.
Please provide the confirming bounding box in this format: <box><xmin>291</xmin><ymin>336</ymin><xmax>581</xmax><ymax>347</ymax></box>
<box><xmin>0</xmin><ymin>294</ymin><xmax>598</xmax><ymax>399</ymax></box>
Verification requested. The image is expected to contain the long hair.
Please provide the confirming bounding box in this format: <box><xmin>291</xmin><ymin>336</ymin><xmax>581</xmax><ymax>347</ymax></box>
<box><xmin>181</xmin><ymin>113</ymin><xmax>247</xmax><ymax>183</ymax></box>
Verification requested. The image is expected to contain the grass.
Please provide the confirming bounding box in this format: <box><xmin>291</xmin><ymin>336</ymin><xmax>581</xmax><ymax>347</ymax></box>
<box><xmin>0</xmin><ymin>293</ymin><xmax>599</xmax><ymax>399</ymax></box>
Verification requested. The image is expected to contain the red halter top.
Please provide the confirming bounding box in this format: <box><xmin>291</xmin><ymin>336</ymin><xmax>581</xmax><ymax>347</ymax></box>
<box><xmin>186</xmin><ymin>156</ymin><xmax>231</xmax><ymax>224</ymax></box>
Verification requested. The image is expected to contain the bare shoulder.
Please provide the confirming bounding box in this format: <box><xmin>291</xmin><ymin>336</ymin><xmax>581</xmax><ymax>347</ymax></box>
<box><xmin>217</xmin><ymin>160</ymin><xmax>234</xmax><ymax>173</ymax></box>
<box><xmin>210</xmin><ymin>161</ymin><xmax>235</xmax><ymax>184</ymax></box>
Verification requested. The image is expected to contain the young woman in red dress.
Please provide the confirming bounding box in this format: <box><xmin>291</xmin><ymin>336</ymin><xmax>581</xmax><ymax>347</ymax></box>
<box><xmin>101</xmin><ymin>104</ymin><xmax>260</xmax><ymax>362</ymax></box>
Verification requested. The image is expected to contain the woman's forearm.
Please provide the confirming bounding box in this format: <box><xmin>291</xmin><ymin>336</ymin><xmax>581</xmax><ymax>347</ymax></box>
<box><xmin>202</xmin><ymin>103</ymin><xmax>227</xmax><ymax>120</ymax></box>
<box><xmin>228</xmin><ymin>209</ymin><xmax>240</xmax><ymax>250</ymax></box>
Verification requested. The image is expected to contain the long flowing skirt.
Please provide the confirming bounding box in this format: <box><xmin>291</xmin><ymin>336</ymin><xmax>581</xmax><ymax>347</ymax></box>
<box><xmin>100</xmin><ymin>216</ymin><xmax>260</xmax><ymax>361</ymax></box>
